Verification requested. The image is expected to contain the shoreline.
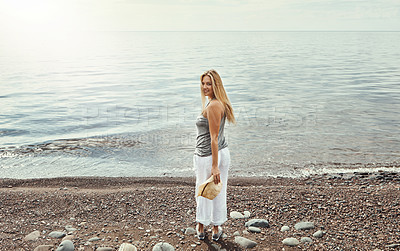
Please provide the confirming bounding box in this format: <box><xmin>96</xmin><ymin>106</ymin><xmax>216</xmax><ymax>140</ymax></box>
<box><xmin>1</xmin><ymin>170</ymin><xmax>399</xmax><ymax>188</ymax></box>
<box><xmin>1</xmin><ymin>172</ymin><xmax>399</xmax><ymax>250</ymax></box>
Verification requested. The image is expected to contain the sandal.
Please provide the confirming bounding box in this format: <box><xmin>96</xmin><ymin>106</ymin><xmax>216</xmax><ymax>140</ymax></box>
<box><xmin>212</xmin><ymin>226</ymin><xmax>223</xmax><ymax>241</ymax></box>
<box><xmin>196</xmin><ymin>224</ymin><xmax>205</xmax><ymax>240</ymax></box>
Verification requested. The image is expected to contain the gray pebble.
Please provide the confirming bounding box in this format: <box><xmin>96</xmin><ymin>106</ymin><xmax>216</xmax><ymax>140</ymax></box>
<box><xmin>184</xmin><ymin>227</ymin><xmax>196</xmax><ymax>235</ymax></box>
<box><xmin>233</xmin><ymin>231</ymin><xmax>240</xmax><ymax>236</ymax></box>
<box><xmin>313</xmin><ymin>230</ymin><xmax>324</xmax><ymax>238</ymax></box>
<box><xmin>56</xmin><ymin>240</ymin><xmax>74</xmax><ymax>251</ymax></box>
<box><xmin>243</xmin><ymin>211</ymin><xmax>251</xmax><ymax>218</ymax></box>
<box><xmin>294</xmin><ymin>222</ymin><xmax>315</xmax><ymax>231</ymax></box>
<box><xmin>65</xmin><ymin>226</ymin><xmax>77</xmax><ymax>232</ymax></box>
<box><xmin>49</xmin><ymin>231</ymin><xmax>66</xmax><ymax>238</ymax></box>
<box><xmin>248</xmin><ymin>226</ymin><xmax>261</xmax><ymax>233</ymax></box>
<box><xmin>235</xmin><ymin>236</ymin><xmax>257</xmax><ymax>248</ymax></box>
<box><xmin>24</xmin><ymin>230</ymin><xmax>40</xmax><ymax>241</ymax></box>
<box><xmin>280</xmin><ymin>226</ymin><xmax>290</xmax><ymax>232</ymax></box>
<box><xmin>89</xmin><ymin>237</ymin><xmax>101</xmax><ymax>242</ymax></box>
<box><xmin>282</xmin><ymin>237</ymin><xmax>300</xmax><ymax>246</ymax></box>
<box><xmin>245</xmin><ymin>219</ymin><xmax>269</xmax><ymax>228</ymax></box>
<box><xmin>301</xmin><ymin>237</ymin><xmax>313</xmax><ymax>243</ymax></box>
<box><xmin>96</xmin><ymin>248</ymin><xmax>113</xmax><ymax>251</ymax></box>
<box><xmin>152</xmin><ymin>242</ymin><xmax>175</xmax><ymax>251</ymax></box>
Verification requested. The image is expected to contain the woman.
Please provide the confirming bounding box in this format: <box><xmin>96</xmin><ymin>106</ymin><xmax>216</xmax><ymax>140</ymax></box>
<box><xmin>194</xmin><ymin>69</ymin><xmax>236</xmax><ymax>241</ymax></box>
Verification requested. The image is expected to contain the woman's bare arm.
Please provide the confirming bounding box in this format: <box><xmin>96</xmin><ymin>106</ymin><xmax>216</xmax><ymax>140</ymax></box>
<box><xmin>206</xmin><ymin>101</ymin><xmax>224</xmax><ymax>184</ymax></box>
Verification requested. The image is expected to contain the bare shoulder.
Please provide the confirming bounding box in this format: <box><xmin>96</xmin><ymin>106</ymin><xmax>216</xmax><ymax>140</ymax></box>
<box><xmin>206</xmin><ymin>100</ymin><xmax>224</xmax><ymax>116</ymax></box>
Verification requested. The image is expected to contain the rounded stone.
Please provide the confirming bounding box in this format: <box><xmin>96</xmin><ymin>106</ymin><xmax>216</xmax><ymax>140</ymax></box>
<box><xmin>49</xmin><ymin>231</ymin><xmax>66</xmax><ymax>238</ymax></box>
<box><xmin>245</xmin><ymin>219</ymin><xmax>269</xmax><ymax>228</ymax></box>
<box><xmin>282</xmin><ymin>237</ymin><xmax>300</xmax><ymax>246</ymax></box>
<box><xmin>248</xmin><ymin>226</ymin><xmax>261</xmax><ymax>233</ymax></box>
<box><xmin>62</xmin><ymin>235</ymin><xmax>74</xmax><ymax>242</ymax></box>
<box><xmin>118</xmin><ymin>243</ymin><xmax>137</xmax><ymax>251</ymax></box>
<box><xmin>294</xmin><ymin>222</ymin><xmax>315</xmax><ymax>231</ymax></box>
<box><xmin>34</xmin><ymin>245</ymin><xmax>54</xmax><ymax>251</ymax></box>
<box><xmin>65</xmin><ymin>226</ymin><xmax>77</xmax><ymax>232</ymax></box>
<box><xmin>56</xmin><ymin>240</ymin><xmax>74</xmax><ymax>251</ymax></box>
<box><xmin>152</xmin><ymin>242</ymin><xmax>175</xmax><ymax>251</ymax></box>
<box><xmin>89</xmin><ymin>237</ymin><xmax>101</xmax><ymax>242</ymax></box>
<box><xmin>24</xmin><ymin>230</ymin><xmax>40</xmax><ymax>241</ymax></box>
<box><xmin>301</xmin><ymin>237</ymin><xmax>313</xmax><ymax>243</ymax></box>
<box><xmin>184</xmin><ymin>227</ymin><xmax>196</xmax><ymax>235</ymax></box>
<box><xmin>243</xmin><ymin>211</ymin><xmax>251</xmax><ymax>218</ymax></box>
<box><xmin>235</xmin><ymin>236</ymin><xmax>257</xmax><ymax>248</ymax></box>
<box><xmin>96</xmin><ymin>248</ymin><xmax>114</xmax><ymax>251</ymax></box>
<box><xmin>313</xmin><ymin>230</ymin><xmax>324</xmax><ymax>238</ymax></box>
<box><xmin>230</xmin><ymin>211</ymin><xmax>245</xmax><ymax>219</ymax></box>
<box><xmin>280</xmin><ymin>226</ymin><xmax>290</xmax><ymax>232</ymax></box>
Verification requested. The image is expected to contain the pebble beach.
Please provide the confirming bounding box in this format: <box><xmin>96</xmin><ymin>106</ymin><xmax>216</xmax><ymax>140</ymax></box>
<box><xmin>1</xmin><ymin>172</ymin><xmax>400</xmax><ymax>250</ymax></box>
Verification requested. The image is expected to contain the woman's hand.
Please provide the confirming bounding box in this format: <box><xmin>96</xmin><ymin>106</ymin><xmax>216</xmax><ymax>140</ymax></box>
<box><xmin>211</xmin><ymin>166</ymin><xmax>221</xmax><ymax>184</ymax></box>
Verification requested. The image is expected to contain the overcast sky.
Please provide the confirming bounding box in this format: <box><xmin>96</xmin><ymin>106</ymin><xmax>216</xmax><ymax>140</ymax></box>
<box><xmin>1</xmin><ymin>0</ymin><xmax>399</xmax><ymax>33</ymax></box>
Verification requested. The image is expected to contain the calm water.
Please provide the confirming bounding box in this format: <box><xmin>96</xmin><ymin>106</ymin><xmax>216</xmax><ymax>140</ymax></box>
<box><xmin>1</xmin><ymin>31</ymin><xmax>400</xmax><ymax>178</ymax></box>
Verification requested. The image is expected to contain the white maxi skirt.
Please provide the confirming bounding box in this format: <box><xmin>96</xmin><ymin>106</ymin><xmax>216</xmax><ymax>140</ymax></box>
<box><xmin>193</xmin><ymin>147</ymin><xmax>230</xmax><ymax>226</ymax></box>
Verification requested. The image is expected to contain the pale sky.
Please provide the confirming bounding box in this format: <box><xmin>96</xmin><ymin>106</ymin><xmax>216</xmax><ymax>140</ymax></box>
<box><xmin>0</xmin><ymin>0</ymin><xmax>399</xmax><ymax>33</ymax></box>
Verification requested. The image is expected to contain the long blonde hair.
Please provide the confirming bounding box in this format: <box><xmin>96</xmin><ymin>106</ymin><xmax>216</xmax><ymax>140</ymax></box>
<box><xmin>200</xmin><ymin>69</ymin><xmax>236</xmax><ymax>124</ymax></box>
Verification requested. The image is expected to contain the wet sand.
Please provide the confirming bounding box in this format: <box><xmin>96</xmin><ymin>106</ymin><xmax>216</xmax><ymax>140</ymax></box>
<box><xmin>1</xmin><ymin>172</ymin><xmax>399</xmax><ymax>250</ymax></box>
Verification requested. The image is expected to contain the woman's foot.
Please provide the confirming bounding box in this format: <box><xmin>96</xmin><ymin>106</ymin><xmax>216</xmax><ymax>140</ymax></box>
<box><xmin>212</xmin><ymin>226</ymin><xmax>223</xmax><ymax>241</ymax></box>
<box><xmin>196</xmin><ymin>223</ymin><xmax>205</xmax><ymax>240</ymax></box>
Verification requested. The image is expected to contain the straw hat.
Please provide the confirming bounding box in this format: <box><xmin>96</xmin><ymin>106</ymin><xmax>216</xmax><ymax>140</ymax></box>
<box><xmin>197</xmin><ymin>176</ymin><xmax>222</xmax><ymax>200</ymax></box>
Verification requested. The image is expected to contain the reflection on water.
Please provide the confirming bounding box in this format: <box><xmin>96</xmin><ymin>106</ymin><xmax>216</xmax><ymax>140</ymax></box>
<box><xmin>1</xmin><ymin>31</ymin><xmax>400</xmax><ymax>178</ymax></box>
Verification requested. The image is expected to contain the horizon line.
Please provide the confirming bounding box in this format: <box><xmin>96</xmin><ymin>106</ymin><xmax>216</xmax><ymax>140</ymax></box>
<box><xmin>4</xmin><ymin>30</ymin><xmax>400</xmax><ymax>33</ymax></box>
<box><xmin>95</xmin><ymin>30</ymin><xmax>400</xmax><ymax>32</ymax></box>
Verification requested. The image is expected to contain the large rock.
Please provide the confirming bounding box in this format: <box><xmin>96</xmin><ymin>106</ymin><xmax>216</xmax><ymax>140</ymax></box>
<box><xmin>118</xmin><ymin>243</ymin><xmax>137</xmax><ymax>251</ymax></box>
<box><xmin>230</xmin><ymin>211</ymin><xmax>245</xmax><ymax>219</ymax></box>
<box><xmin>49</xmin><ymin>231</ymin><xmax>66</xmax><ymax>238</ymax></box>
<box><xmin>282</xmin><ymin>237</ymin><xmax>300</xmax><ymax>246</ymax></box>
<box><xmin>56</xmin><ymin>240</ymin><xmax>74</xmax><ymax>251</ymax></box>
<box><xmin>24</xmin><ymin>230</ymin><xmax>40</xmax><ymax>241</ymax></box>
<box><xmin>294</xmin><ymin>222</ymin><xmax>315</xmax><ymax>231</ymax></box>
<box><xmin>245</xmin><ymin>219</ymin><xmax>269</xmax><ymax>228</ymax></box>
<box><xmin>152</xmin><ymin>242</ymin><xmax>175</xmax><ymax>251</ymax></box>
<box><xmin>235</xmin><ymin>236</ymin><xmax>257</xmax><ymax>248</ymax></box>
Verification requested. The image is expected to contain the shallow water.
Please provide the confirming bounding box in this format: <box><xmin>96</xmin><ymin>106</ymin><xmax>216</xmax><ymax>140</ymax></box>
<box><xmin>1</xmin><ymin>31</ymin><xmax>400</xmax><ymax>178</ymax></box>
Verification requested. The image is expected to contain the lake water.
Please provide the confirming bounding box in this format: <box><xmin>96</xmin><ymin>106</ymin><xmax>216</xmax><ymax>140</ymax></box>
<box><xmin>1</xmin><ymin>31</ymin><xmax>399</xmax><ymax>178</ymax></box>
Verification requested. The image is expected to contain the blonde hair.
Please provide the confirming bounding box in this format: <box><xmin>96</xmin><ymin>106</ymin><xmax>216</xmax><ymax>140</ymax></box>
<box><xmin>200</xmin><ymin>69</ymin><xmax>236</xmax><ymax>124</ymax></box>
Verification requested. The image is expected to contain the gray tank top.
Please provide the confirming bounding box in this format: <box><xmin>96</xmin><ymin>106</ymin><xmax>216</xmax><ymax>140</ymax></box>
<box><xmin>194</xmin><ymin>109</ymin><xmax>228</xmax><ymax>157</ymax></box>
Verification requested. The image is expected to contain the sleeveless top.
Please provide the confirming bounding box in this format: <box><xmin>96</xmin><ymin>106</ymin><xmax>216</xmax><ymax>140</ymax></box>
<box><xmin>194</xmin><ymin>103</ymin><xmax>228</xmax><ymax>157</ymax></box>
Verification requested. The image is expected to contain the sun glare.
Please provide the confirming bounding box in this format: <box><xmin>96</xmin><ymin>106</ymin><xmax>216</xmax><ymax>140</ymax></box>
<box><xmin>1</xmin><ymin>0</ymin><xmax>81</xmax><ymax>34</ymax></box>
